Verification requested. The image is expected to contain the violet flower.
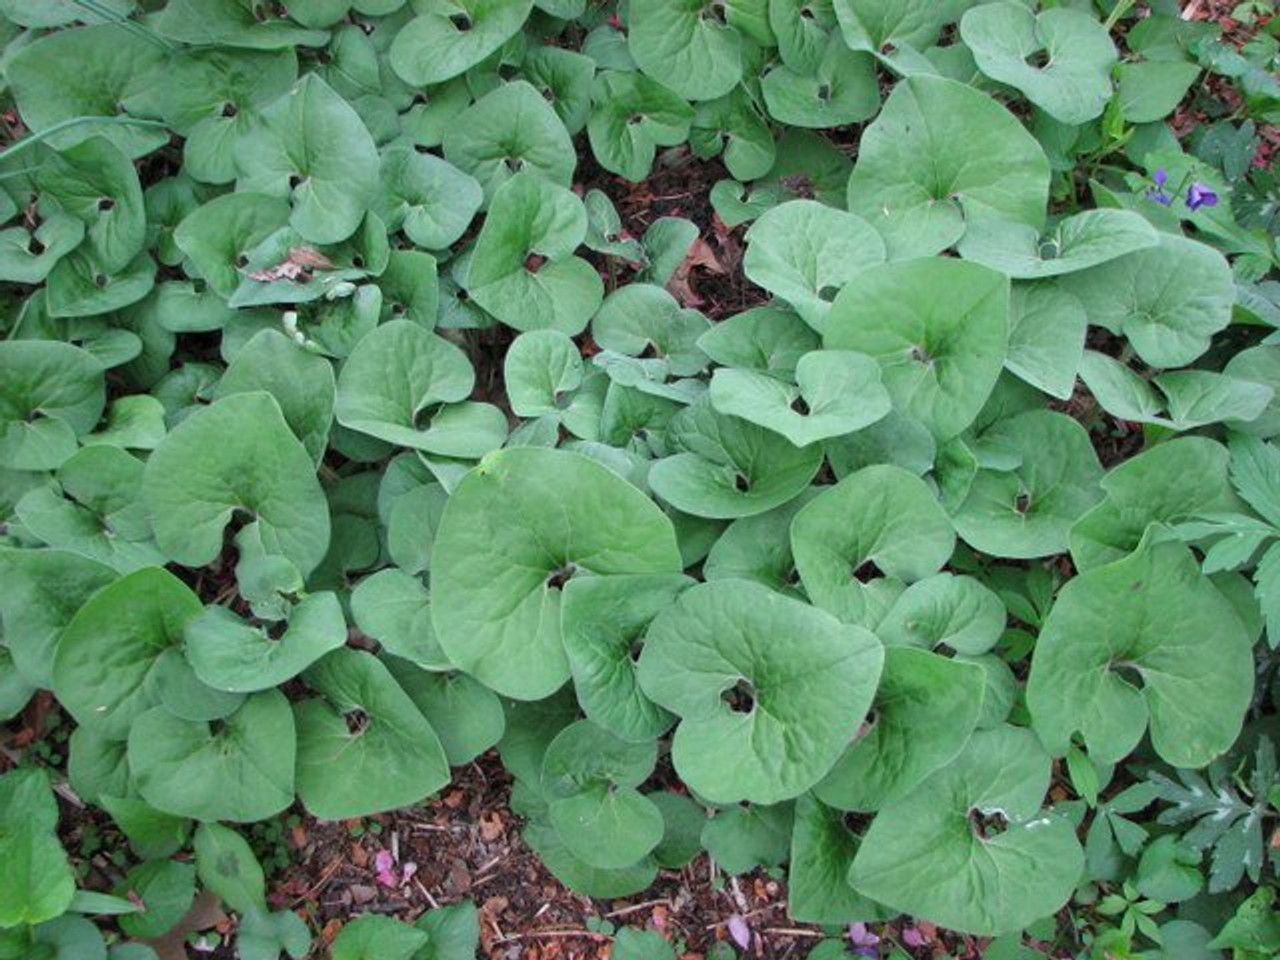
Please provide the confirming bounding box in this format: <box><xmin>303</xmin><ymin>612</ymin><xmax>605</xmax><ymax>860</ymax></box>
<box><xmin>1186</xmin><ymin>182</ymin><xmax>1218</xmax><ymax>211</ymax></box>
<box><xmin>727</xmin><ymin>914</ymin><xmax>752</xmax><ymax>950</ymax></box>
<box><xmin>1146</xmin><ymin>168</ymin><xmax>1172</xmax><ymax>206</ymax></box>
<box><xmin>848</xmin><ymin>921</ymin><xmax>881</xmax><ymax>958</ymax></box>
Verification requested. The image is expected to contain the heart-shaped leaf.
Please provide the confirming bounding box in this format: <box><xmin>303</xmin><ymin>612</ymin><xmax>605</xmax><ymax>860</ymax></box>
<box><xmin>185</xmin><ymin>593</ymin><xmax>347</xmax><ymax>693</ymax></box>
<box><xmin>442</xmin><ymin>81</ymin><xmax>577</xmax><ymax>204</ymax></box>
<box><xmin>1004</xmin><ymin>281</ymin><xmax>1087</xmax><ymax>401</ymax></box>
<box><xmin>587</xmin><ymin>71</ymin><xmax>694</xmax><ymax>183</ymax></box>
<box><xmin>709</xmin><ymin>349</ymin><xmax>891</xmax><ymax>447</ymax></box>
<box><xmin>560</xmin><ymin>574</ymin><xmax>692</xmax><ymax>743</ymax></box>
<box><xmin>142</xmin><ymin>392</ymin><xmax>331</xmax><ymax>576</ymax></box>
<box><xmin>128</xmin><ymin>691</ymin><xmax>296</xmax><ymax>822</ymax></box>
<box><xmin>334</xmin><ymin>319</ymin><xmax>475</xmax><ymax>449</ymax></box>
<box><xmin>1060</xmin><ymin>235</ymin><xmax>1235</xmax><ymax>369</ymax></box>
<box><xmin>0</xmin><ymin>340</ymin><xmax>105</xmax><ymax>471</ymax></box>
<box><xmin>8</xmin><ymin>25</ymin><xmax>168</xmax><ymax>158</ymax></box>
<box><xmin>824</xmin><ymin>258</ymin><xmax>1010</xmax><ymax>440</ymax></box>
<box><xmin>958</xmin><ymin>209</ymin><xmax>1160</xmax><ymax>279</ymax></box>
<box><xmin>432</xmin><ymin>447</ymin><xmax>682</xmax><ymax>700</ymax></box>
<box><xmin>53</xmin><ymin>567</ymin><xmax>203</xmax><ymax>741</ymax></box>
<box><xmin>788</xmin><ymin>793</ymin><xmax>892</xmax><ymax>925</ymax></box>
<box><xmin>1027</xmin><ymin>541</ymin><xmax>1253</xmax><ymax>768</ymax></box>
<box><xmin>376</xmin><ymin>147</ymin><xmax>483</xmax><ymax>251</ymax></box>
<box><xmin>294</xmin><ymin>648</ymin><xmax>450</xmax><ymax>820</ymax></box>
<box><xmin>389</xmin><ymin>0</ymin><xmax>535</xmax><ymax>85</ymax></box>
<box><xmin>850</xmin><ymin>725</ymin><xmax>1084</xmax><ymax>935</ymax></box>
<box><xmin>814</xmin><ymin>647</ymin><xmax>985</xmax><ymax>812</ymax></box>
<box><xmin>962</xmin><ymin>3</ymin><xmax>1117</xmax><ymax>125</ymax></box>
<box><xmin>384</xmin><ymin>660</ymin><xmax>506</xmax><ymax>767</ymax></box>
<box><xmin>465</xmin><ymin>172</ymin><xmax>602</xmax><ymax>334</ymax></box>
<box><xmin>951</xmin><ymin>410</ymin><xmax>1104</xmax><ymax>559</ymax></box>
<box><xmin>592</xmin><ymin>285</ymin><xmax>711</xmax><ymax>377</ymax></box>
<box><xmin>791</xmin><ymin>465</ymin><xmax>955</xmax><ymax>625</ymax></box>
<box><xmin>742</xmin><ymin>200</ymin><xmax>886</xmax><ymax>331</ymax></box>
<box><xmin>648</xmin><ymin>397</ymin><xmax>824</xmax><ymax>519</ymax></box>
<box><xmin>628</xmin><ymin>0</ymin><xmax>744</xmax><ymax>101</ymax></box>
<box><xmin>637</xmin><ymin>579</ymin><xmax>883</xmax><ymax>805</ymax></box>
<box><xmin>234</xmin><ymin>74</ymin><xmax>380</xmax><ymax>245</ymax></box>
<box><xmin>845</xmin><ymin>76</ymin><xmax>1050</xmax><ymax>259</ymax></box>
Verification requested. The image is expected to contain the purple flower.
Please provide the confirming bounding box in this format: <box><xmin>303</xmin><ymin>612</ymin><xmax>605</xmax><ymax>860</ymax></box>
<box><xmin>727</xmin><ymin>914</ymin><xmax>751</xmax><ymax>950</ymax></box>
<box><xmin>1186</xmin><ymin>182</ymin><xmax>1219</xmax><ymax>211</ymax></box>
<box><xmin>1146</xmin><ymin>168</ymin><xmax>1172</xmax><ymax>206</ymax></box>
<box><xmin>901</xmin><ymin>926</ymin><xmax>928</xmax><ymax>948</ymax></box>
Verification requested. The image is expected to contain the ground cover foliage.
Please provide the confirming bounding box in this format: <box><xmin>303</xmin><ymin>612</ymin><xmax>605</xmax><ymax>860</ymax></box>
<box><xmin>0</xmin><ymin>0</ymin><xmax>1278</xmax><ymax>958</ymax></box>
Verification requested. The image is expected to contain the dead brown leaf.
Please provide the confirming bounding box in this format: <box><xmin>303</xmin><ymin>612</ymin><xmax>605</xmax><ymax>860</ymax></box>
<box><xmin>246</xmin><ymin>246</ymin><xmax>335</xmax><ymax>283</ymax></box>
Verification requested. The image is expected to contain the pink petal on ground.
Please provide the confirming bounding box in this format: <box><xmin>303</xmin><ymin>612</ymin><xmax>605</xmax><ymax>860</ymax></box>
<box><xmin>727</xmin><ymin>914</ymin><xmax>751</xmax><ymax>950</ymax></box>
<box><xmin>373</xmin><ymin>850</ymin><xmax>398</xmax><ymax>888</ymax></box>
<box><xmin>901</xmin><ymin>926</ymin><xmax>928</xmax><ymax>948</ymax></box>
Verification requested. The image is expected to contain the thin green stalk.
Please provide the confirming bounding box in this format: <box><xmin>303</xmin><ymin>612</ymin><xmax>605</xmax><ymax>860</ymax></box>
<box><xmin>1103</xmin><ymin>0</ymin><xmax>1138</xmax><ymax>31</ymax></box>
<box><xmin>72</xmin><ymin>0</ymin><xmax>176</xmax><ymax>50</ymax></box>
<box><xmin>0</xmin><ymin>116</ymin><xmax>169</xmax><ymax>164</ymax></box>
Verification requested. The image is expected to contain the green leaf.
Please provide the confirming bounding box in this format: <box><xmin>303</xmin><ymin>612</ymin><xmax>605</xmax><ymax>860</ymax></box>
<box><xmin>503</xmin><ymin>330</ymin><xmax>585</xmax><ymax>419</ymax></box>
<box><xmin>696</xmin><ymin>305</ymin><xmax>819</xmax><ymax>378</ymax></box>
<box><xmin>689</xmin><ymin>89</ymin><xmax>775</xmax><ymax>181</ymax></box>
<box><xmin>0</xmin><ymin>340</ymin><xmax>105</xmax><ymax>471</ymax></box>
<box><xmin>0</xmin><ymin>212</ymin><xmax>84</xmax><ymax>285</ymax></box>
<box><xmin>1004</xmin><ymin>281</ymin><xmax>1087</xmax><ymax>401</ymax></box>
<box><xmin>788</xmin><ymin>793</ymin><xmax>890</xmax><ymax>925</ymax></box>
<box><xmin>791</xmin><ymin>464</ymin><xmax>955</xmax><ymax>625</ymax></box>
<box><xmin>560</xmin><ymin>574</ymin><xmax>691</xmax><ymax>743</ymax></box>
<box><xmin>875</xmin><ymin>573</ymin><xmax>1005</xmax><ymax>656</ymax></box>
<box><xmin>129</xmin><ymin>691</ymin><xmax>296</xmax><ymax>822</ymax></box>
<box><xmin>294</xmin><ymin>648</ymin><xmax>451</xmax><ymax>819</ymax></box>
<box><xmin>384</xmin><ymin>660</ymin><xmax>506</xmax><ymax>767</ymax></box>
<box><xmin>1027</xmin><ymin>541</ymin><xmax>1253</xmax><ymax>768</ymax></box>
<box><xmin>0</xmin><ymin>547</ymin><xmax>116</xmax><ymax>689</ymax></box>
<box><xmin>154</xmin><ymin>0</ymin><xmax>330</xmax><ymax>49</ymax></box>
<box><xmin>37</xmin><ymin>136</ymin><xmax>147</xmax><ymax>273</ymax></box>
<box><xmin>542</xmin><ymin>720</ymin><xmax>663</xmax><ymax>869</ymax></box>
<box><xmin>214</xmin><ymin>328</ymin><xmax>336</xmax><ymax>465</ymax></box>
<box><xmin>523</xmin><ymin>818</ymin><xmax>658</xmax><ymax>898</ymax></box>
<box><xmin>845</xmin><ymin>75</ymin><xmax>1051</xmax><ymax>259</ymax></box>
<box><xmin>761</xmin><ymin>39</ymin><xmax>879</xmax><ymax>130</ymax></box>
<box><xmin>958</xmin><ymin>209</ymin><xmax>1160</xmax><ymax>279</ymax></box>
<box><xmin>628</xmin><ymin>0</ymin><xmax>744</xmax><ymax>101</ymax></box>
<box><xmin>1136</xmin><ymin>835</ymin><xmax>1203</xmax><ymax>904</ymax></box>
<box><xmin>335</xmin><ymin>319</ymin><xmax>475</xmax><ymax>450</ymax></box>
<box><xmin>962</xmin><ymin>3</ymin><xmax>1117</xmax><ymax>125</ymax></box>
<box><xmin>376</xmin><ymin>147</ymin><xmax>483</xmax><ymax>251</ymax></box>
<box><xmin>703</xmin><ymin>494</ymin><xmax>812</xmax><ymax>597</ymax></box>
<box><xmin>708</xmin><ymin>350</ymin><xmax>891</xmax><ymax>447</ymax></box>
<box><xmin>824</xmin><ymin>257</ymin><xmax>1010</xmax><ymax>440</ymax></box>
<box><xmin>330</xmin><ymin>915</ymin><xmax>428</xmax><ymax>960</ymax></box>
<box><xmin>46</xmin><ymin>248</ymin><xmax>156</xmax><ymax>318</ymax></box>
<box><xmin>637</xmin><ymin>579</ymin><xmax>883</xmax><ymax>805</ymax></box>
<box><xmin>610</xmin><ymin>929</ymin><xmax>677</xmax><ymax>960</ymax></box>
<box><xmin>142</xmin><ymin>392</ymin><xmax>331</xmax><ymax>576</ymax></box>
<box><xmin>814</xmin><ymin>647</ymin><xmax>985</xmax><ymax>811</ymax></box>
<box><xmin>431</xmin><ymin>447</ymin><xmax>682</xmax><ymax>699</ymax></box>
<box><xmin>832</xmin><ymin>0</ymin><xmax>954</xmax><ymax>55</ymax></box>
<box><xmin>588</xmin><ymin>71</ymin><xmax>694</xmax><ymax>183</ymax></box>
<box><xmin>238</xmin><ymin>908</ymin><xmax>312</xmax><ymax>960</ymax></box>
<box><xmin>194</xmin><ymin>823</ymin><xmax>267</xmax><ymax>916</ymax></box>
<box><xmin>699</xmin><ymin>801</ymin><xmax>792</xmax><ymax>875</ymax></box>
<box><xmin>850</xmin><ymin>726</ymin><xmax>1084</xmax><ymax>936</ymax></box>
<box><xmin>350</xmin><ymin>569</ymin><xmax>449</xmax><ymax>669</ymax></box>
<box><xmin>0</xmin><ymin>769</ymin><xmax>75</xmax><ymax>929</ymax></box>
<box><xmin>117</xmin><ymin>860</ymin><xmax>195</xmax><ymax>940</ymax></box>
<box><xmin>389</xmin><ymin>0</ymin><xmax>534</xmax><ymax>85</ymax></box>
<box><xmin>952</xmin><ymin>410</ymin><xmax>1103</xmax><ymax>559</ymax></box>
<box><xmin>742</xmin><ymin>200</ymin><xmax>886</xmax><ymax>332</ymax></box>
<box><xmin>173</xmin><ymin>192</ymin><xmax>291</xmax><ymax>300</ymax></box>
<box><xmin>413</xmin><ymin>902</ymin><xmax>480</xmax><ymax>960</ymax></box>
<box><xmin>465</xmin><ymin>171</ymin><xmax>602</xmax><ymax>334</ymax></box>
<box><xmin>442</xmin><ymin>81</ymin><xmax>577</xmax><ymax>204</ymax></box>
<box><xmin>234</xmin><ymin>74</ymin><xmax>379</xmax><ymax>244</ymax></box>
<box><xmin>52</xmin><ymin>567</ymin><xmax>201</xmax><ymax>740</ymax></box>
<box><xmin>649</xmin><ymin>791</ymin><xmax>706</xmax><ymax>869</ymax></box>
<box><xmin>1117</xmin><ymin>60</ymin><xmax>1202</xmax><ymax>124</ymax></box>
<box><xmin>8</xmin><ymin>25</ymin><xmax>168</xmax><ymax>157</ymax></box>
<box><xmin>1061</xmin><ymin>235</ymin><xmax>1235</xmax><ymax>369</ymax></box>
<box><xmin>648</xmin><ymin>397</ymin><xmax>824</xmax><ymax>519</ymax></box>
<box><xmin>1069</xmin><ymin>437</ymin><xmax>1234</xmax><ymax>571</ymax></box>
<box><xmin>185</xmin><ymin>592</ymin><xmax>347</xmax><ymax>693</ymax></box>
